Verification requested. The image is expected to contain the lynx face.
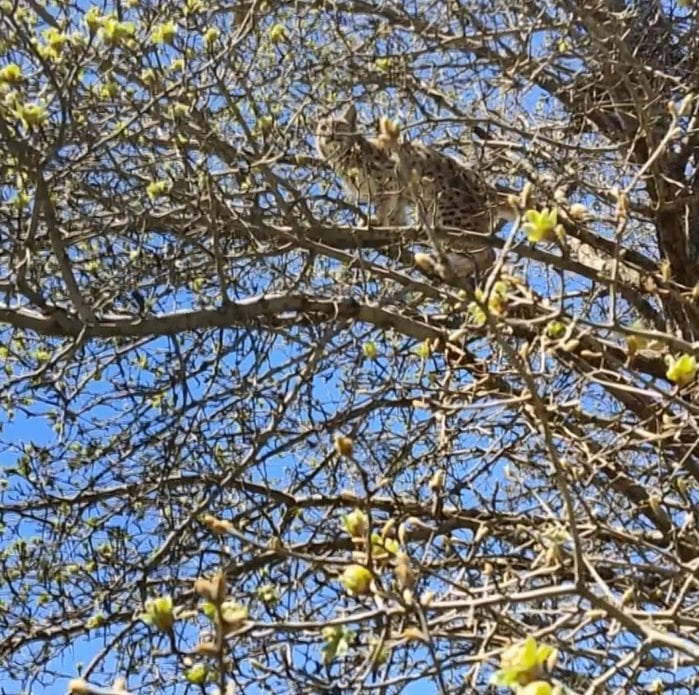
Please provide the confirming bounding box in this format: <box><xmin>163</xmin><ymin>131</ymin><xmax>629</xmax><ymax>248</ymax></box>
<box><xmin>314</xmin><ymin>105</ymin><xmax>359</xmax><ymax>162</ymax></box>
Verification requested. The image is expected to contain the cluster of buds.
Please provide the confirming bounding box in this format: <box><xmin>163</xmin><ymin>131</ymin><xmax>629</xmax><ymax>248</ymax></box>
<box><xmin>339</xmin><ymin>508</ymin><xmax>414</xmax><ymax>600</ymax></box>
<box><xmin>376</xmin><ymin>116</ymin><xmax>401</xmax><ymax>151</ymax></box>
<box><xmin>182</xmin><ymin>570</ymin><xmax>249</xmax><ymax>684</ymax></box>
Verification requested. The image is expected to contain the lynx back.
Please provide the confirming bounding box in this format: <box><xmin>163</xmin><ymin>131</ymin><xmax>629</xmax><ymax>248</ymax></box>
<box><xmin>379</xmin><ymin>120</ymin><xmax>510</xmax><ymax>281</ymax></box>
<box><xmin>393</xmin><ymin>140</ymin><xmax>498</xmax><ymax>238</ymax></box>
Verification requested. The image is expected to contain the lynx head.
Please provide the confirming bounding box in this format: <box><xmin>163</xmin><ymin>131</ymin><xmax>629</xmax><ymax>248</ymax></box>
<box><xmin>315</xmin><ymin>104</ymin><xmax>358</xmax><ymax>161</ymax></box>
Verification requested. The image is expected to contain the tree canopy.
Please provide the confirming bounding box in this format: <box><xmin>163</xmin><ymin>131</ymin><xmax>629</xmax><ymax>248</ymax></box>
<box><xmin>2</xmin><ymin>0</ymin><xmax>699</xmax><ymax>693</ymax></box>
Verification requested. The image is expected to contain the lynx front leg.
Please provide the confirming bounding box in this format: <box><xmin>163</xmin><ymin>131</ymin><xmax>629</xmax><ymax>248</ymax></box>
<box><xmin>373</xmin><ymin>192</ymin><xmax>406</xmax><ymax>228</ymax></box>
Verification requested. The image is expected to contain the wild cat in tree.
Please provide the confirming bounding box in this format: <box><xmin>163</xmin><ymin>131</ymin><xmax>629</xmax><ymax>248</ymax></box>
<box><xmin>315</xmin><ymin>105</ymin><xmax>514</xmax><ymax>281</ymax></box>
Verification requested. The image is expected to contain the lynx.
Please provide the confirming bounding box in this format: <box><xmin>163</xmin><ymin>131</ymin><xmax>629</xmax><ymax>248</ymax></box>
<box><xmin>315</xmin><ymin>105</ymin><xmax>513</xmax><ymax>280</ymax></box>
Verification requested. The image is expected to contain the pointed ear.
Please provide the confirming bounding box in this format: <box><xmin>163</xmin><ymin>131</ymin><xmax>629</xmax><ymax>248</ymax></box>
<box><xmin>339</xmin><ymin>103</ymin><xmax>357</xmax><ymax>129</ymax></box>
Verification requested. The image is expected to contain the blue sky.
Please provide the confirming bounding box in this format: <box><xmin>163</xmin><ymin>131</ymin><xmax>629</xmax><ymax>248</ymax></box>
<box><xmin>4</xmin><ymin>1</ymin><xmax>696</xmax><ymax>693</ymax></box>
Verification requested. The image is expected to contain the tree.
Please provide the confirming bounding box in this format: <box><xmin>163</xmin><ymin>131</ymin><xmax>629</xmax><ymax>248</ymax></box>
<box><xmin>1</xmin><ymin>0</ymin><xmax>699</xmax><ymax>692</ymax></box>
